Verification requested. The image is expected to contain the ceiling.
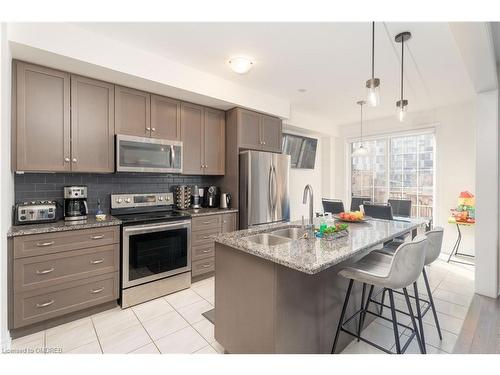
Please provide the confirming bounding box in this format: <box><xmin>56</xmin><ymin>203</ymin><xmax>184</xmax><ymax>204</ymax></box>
<box><xmin>74</xmin><ymin>22</ymin><xmax>475</xmax><ymax>126</ymax></box>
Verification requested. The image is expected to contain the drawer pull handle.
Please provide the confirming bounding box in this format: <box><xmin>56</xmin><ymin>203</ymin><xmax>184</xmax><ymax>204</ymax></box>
<box><xmin>36</xmin><ymin>267</ymin><xmax>55</xmax><ymax>275</ymax></box>
<box><xmin>201</xmin><ymin>264</ymin><xmax>212</xmax><ymax>269</ymax></box>
<box><xmin>90</xmin><ymin>287</ymin><xmax>104</xmax><ymax>294</ymax></box>
<box><xmin>36</xmin><ymin>299</ymin><xmax>54</xmax><ymax>308</ymax></box>
<box><xmin>36</xmin><ymin>241</ymin><xmax>55</xmax><ymax>247</ymax></box>
<box><xmin>201</xmin><ymin>250</ymin><xmax>211</xmax><ymax>253</ymax></box>
<box><xmin>90</xmin><ymin>235</ymin><xmax>104</xmax><ymax>240</ymax></box>
<box><xmin>202</xmin><ymin>221</ymin><xmax>213</xmax><ymax>224</ymax></box>
<box><xmin>90</xmin><ymin>259</ymin><xmax>105</xmax><ymax>265</ymax></box>
<box><xmin>203</xmin><ymin>235</ymin><xmax>214</xmax><ymax>239</ymax></box>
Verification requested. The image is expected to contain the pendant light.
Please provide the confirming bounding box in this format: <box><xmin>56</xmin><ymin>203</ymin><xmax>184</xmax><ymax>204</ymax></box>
<box><xmin>395</xmin><ymin>31</ymin><xmax>411</xmax><ymax>122</ymax></box>
<box><xmin>366</xmin><ymin>22</ymin><xmax>380</xmax><ymax>107</ymax></box>
<box><xmin>352</xmin><ymin>100</ymin><xmax>369</xmax><ymax>157</ymax></box>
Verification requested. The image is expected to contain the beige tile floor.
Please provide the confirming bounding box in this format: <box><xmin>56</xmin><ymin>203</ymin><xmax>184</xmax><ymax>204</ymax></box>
<box><xmin>9</xmin><ymin>259</ymin><xmax>474</xmax><ymax>354</ymax></box>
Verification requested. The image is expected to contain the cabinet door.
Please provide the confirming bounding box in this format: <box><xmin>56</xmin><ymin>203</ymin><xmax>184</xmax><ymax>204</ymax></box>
<box><xmin>237</xmin><ymin>108</ymin><xmax>262</xmax><ymax>150</ymax></box>
<box><xmin>221</xmin><ymin>213</ymin><xmax>237</xmax><ymax>233</ymax></box>
<box><xmin>15</xmin><ymin>62</ymin><xmax>71</xmax><ymax>172</ymax></box>
<box><xmin>150</xmin><ymin>94</ymin><xmax>181</xmax><ymax>141</ymax></box>
<box><xmin>71</xmin><ymin>76</ymin><xmax>114</xmax><ymax>172</ymax></box>
<box><xmin>203</xmin><ymin>108</ymin><xmax>225</xmax><ymax>175</ymax></box>
<box><xmin>180</xmin><ymin>102</ymin><xmax>204</xmax><ymax>174</ymax></box>
<box><xmin>115</xmin><ymin>86</ymin><xmax>150</xmax><ymax>137</ymax></box>
<box><xmin>261</xmin><ymin>115</ymin><xmax>282</xmax><ymax>153</ymax></box>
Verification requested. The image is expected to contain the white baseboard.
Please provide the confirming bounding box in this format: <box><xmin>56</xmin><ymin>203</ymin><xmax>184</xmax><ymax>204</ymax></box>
<box><xmin>1</xmin><ymin>333</ymin><xmax>12</xmax><ymax>351</ymax></box>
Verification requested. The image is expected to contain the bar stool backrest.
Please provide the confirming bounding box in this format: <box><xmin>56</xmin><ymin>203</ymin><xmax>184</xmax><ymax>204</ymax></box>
<box><xmin>363</xmin><ymin>203</ymin><xmax>394</xmax><ymax>220</ymax></box>
<box><xmin>424</xmin><ymin>227</ymin><xmax>444</xmax><ymax>265</ymax></box>
<box><xmin>386</xmin><ymin>235</ymin><xmax>427</xmax><ymax>290</ymax></box>
<box><xmin>388</xmin><ymin>199</ymin><xmax>412</xmax><ymax>217</ymax></box>
<box><xmin>322</xmin><ymin>199</ymin><xmax>345</xmax><ymax>214</ymax></box>
<box><xmin>350</xmin><ymin>196</ymin><xmax>371</xmax><ymax>212</ymax></box>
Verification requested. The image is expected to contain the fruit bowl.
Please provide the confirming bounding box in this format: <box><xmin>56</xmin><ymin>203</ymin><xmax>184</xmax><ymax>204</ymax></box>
<box><xmin>334</xmin><ymin>211</ymin><xmax>369</xmax><ymax>223</ymax></box>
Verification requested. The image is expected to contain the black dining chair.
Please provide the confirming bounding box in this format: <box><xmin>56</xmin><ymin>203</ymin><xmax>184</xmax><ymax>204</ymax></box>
<box><xmin>350</xmin><ymin>196</ymin><xmax>371</xmax><ymax>212</ymax></box>
<box><xmin>322</xmin><ymin>199</ymin><xmax>345</xmax><ymax>214</ymax></box>
<box><xmin>388</xmin><ymin>199</ymin><xmax>412</xmax><ymax>218</ymax></box>
<box><xmin>363</xmin><ymin>203</ymin><xmax>394</xmax><ymax>220</ymax></box>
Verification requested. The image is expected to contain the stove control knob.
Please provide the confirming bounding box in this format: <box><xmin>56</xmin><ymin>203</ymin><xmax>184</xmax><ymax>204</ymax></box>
<box><xmin>158</xmin><ymin>196</ymin><xmax>164</xmax><ymax>201</ymax></box>
<box><xmin>116</xmin><ymin>198</ymin><xmax>123</xmax><ymax>204</ymax></box>
<box><xmin>165</xmin><ymin>196</ymin><xmax>171</xmax><ymax>201</ymax></box>
<box><xmin>125</xmin><ymin>198</ymin><xmax>131</xmax><ymax>203</ymax></box>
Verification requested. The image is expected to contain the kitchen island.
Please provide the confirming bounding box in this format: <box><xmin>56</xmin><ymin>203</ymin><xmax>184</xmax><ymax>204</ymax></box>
<box><xmin>214</xmin><ymin>218</ymin><xmax>427</xmax><ymax>354</ymax></box>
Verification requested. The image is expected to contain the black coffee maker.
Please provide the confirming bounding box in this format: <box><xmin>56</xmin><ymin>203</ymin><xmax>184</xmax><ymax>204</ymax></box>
<box><xmin>64</xmin><ymin>186</ymin><xmax>89</xmax><ymax>221</ymax></box>
<box><xmin>203</xmin><ymin>186</ymin><xmax>219</xmax><ymax>208</ymax></box>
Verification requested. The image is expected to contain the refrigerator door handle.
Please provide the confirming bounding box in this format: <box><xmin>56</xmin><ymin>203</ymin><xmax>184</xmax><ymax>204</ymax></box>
<box><xmin>272</xmin><ymin>165</ymin><xmax>278</xmax><ymax>214</ymax></box>
<box><xmin>268</xmin><ymin>165</ymin><xmax>273</xmax><ymax>215</ymax></box>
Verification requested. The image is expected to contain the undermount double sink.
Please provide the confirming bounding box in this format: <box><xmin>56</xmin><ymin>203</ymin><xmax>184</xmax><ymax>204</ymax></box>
<box><xmin>245</xmin><ymin>226</ymin><xmax>308</xmax><ymax>246</ymax></box>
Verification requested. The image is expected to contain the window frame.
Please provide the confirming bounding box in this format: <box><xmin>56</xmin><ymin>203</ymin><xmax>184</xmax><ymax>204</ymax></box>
<box><xmin>346</xmin><ymin>127</ymin><xmax>436</xmax><ymax>220</ymax></box>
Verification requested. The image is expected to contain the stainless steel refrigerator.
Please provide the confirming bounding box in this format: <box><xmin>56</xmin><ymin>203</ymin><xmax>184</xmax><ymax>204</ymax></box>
<box><xmin>239</xmin><ymin>150</ymin><xmax>290</xmax><ymax>229</ymax></box>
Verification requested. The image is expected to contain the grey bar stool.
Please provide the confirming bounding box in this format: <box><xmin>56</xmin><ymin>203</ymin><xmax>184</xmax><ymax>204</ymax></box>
<box><xmin>332</xmin><ymin>235</ymin><xmax>428</xmax><ymax>354</ymax></box>
<box><xmin>375</xmin><ymin>227</ymin><xmax>444</xmax><ymax>352</ymax></box>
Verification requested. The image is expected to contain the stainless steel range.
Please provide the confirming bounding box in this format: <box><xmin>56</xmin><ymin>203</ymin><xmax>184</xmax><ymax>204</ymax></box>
<box><xmin>111</xmin><ymin>192</ymin><xmax>192</xmax><ymax>308</ymax></box>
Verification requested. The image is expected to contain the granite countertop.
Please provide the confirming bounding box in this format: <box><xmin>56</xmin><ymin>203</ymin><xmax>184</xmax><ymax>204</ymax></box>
<box><xmin>214</xmin><ymin>217</ymin><xmax>427</xmax><ymax>275</ymax></box>
<box><xmin>7</xmin><ymin>215</ymin><xmax>122</xmax><ymax>237</ymax></box>
<box><xmin>177</xmin><ymin>207</ymin><xmax>239</xmax><ymax>217</ymax></box>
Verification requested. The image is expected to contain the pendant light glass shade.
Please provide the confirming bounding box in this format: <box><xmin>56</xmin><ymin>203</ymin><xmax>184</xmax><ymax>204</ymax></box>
<box><xmin>366</xmin><ymin>22</ymin><xmax>380</xmax><ymax>107</ymax></box>
<box><xmin>395</xmin><ymin>32</ymin><xmax>411</xmax><ymax>122</ymax></box>
<box><xmin>352</xmin><ymin>100</ymin><xmax>368</xmax><ymax>157</ymax></box>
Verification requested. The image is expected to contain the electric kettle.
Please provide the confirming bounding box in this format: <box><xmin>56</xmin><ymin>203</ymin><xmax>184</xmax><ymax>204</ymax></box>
<box><xmin>220</xmin><ymin>193</ymin><xmax>232</xmax><ymax>209</ymax></box>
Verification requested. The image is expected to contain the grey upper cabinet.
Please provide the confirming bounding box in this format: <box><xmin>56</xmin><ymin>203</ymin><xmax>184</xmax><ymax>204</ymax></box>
<box><xmin>261</xmin><ymin>115</ymin><xmax>282</xmax><ymax>153</ymax></box>
<box><xmin>71</xmin><ymin>76</ymin><xmax>114</xmax><ymax>173</ymax></box>
<box><xmin>150</xmin><ymin>94</ymin><xmax>181</xmax><ymax>141</ymax></box>
<box><xmin>235</xmin><ymin>108</ymin><xmax>282</xmax><ymax>153</ymax></box>
<box><xmin>204</xmin><ymin>108</ymin><xmax>225</xmax><ymax>175</ymax></box>
<box><xmin>181</xmin><ymin>103</ymin><xmax>225</xmax><ymax>175</ymax></box>
<box><xmin>115</xmin><ymin>86</ymin><xmax>151</xmax><ymax>137</ymax></box>
<box><xmin>14</xmin><ymin>62</ymin><xmax>71</xmax><ymax>172</ymax></box>
<box><xmin>181</xmin><ymin>102</ymin><xmax>204</xmax><ymax>175</ymax></box>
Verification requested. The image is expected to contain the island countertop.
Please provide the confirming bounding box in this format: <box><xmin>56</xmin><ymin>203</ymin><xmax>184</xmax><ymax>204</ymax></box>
<box><xmin>214</xmin><ymin>217</ymin><xmax>427</xmax><ymax>275</ymax></box>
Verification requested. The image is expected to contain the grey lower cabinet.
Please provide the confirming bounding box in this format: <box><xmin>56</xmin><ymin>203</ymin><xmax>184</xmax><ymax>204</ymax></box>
<box><xmin>9</xmin><ymin>226</ymin><xmax>120</xmax><ymax>329</ymax></box>
<box><xmin>191</xmin><ymin>213</ymin><xmax>237</xmax><ymax>281</ymax></box>
<box><xmin>13</xmin><ymin>61</ymin><xmax>115</xmax><ymax>173</ymax></box>
<box><xmin>181</xmin><ymin>103</ymin><xmax>225</xmax><ymax>175</ymax></box>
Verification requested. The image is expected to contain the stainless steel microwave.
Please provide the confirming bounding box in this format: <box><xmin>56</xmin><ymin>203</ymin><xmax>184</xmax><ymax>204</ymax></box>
<box><xmin>116</xmin><ymin>134</ymin><xmax>183</xmax><ymax>173</ymax></box>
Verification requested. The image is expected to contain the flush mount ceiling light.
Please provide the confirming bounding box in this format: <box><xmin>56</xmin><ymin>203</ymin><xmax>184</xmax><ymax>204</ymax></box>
<box><xmin>395</xmin><ymin>31</ymin><xmax>411</xmax><ymax>122</ymax></box>
<box><xmin>228</xmin><ymin>56</ymin><xmax>254</xmax><ymax>74</ymax></box>
<box><xmin>365</xmin><ymin>22</ymin><xmax>381</xmax><ymax>107</ymax></box>
<box><xmin>352</xmin><ymin>100</ymin><xmax>369</xmax><ymax>157</ymax></box>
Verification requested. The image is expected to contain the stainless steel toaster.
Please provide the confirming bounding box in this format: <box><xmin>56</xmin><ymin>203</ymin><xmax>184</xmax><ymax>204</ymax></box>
<box><xmin>14</xmin><ymin>201</ymin><xmax>58</xmax><ymax>225</ymax></box>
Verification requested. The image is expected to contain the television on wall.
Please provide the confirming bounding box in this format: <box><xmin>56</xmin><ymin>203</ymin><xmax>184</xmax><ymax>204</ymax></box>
<box><xmin>282</xmin><ymin>133</ymin><xmax>318</xmax><ymax>169</ymax></box>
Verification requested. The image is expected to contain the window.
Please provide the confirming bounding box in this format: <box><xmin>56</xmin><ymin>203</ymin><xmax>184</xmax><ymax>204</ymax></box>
<box><xmin>350</xmin><ymin>132</ymin><xmax>435</xmax><ymax>219</ymax></box>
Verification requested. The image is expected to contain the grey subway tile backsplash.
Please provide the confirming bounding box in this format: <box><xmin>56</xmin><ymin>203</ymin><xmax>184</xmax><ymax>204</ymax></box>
<box><xmin>14</xmin><ymin>173</ymin><xmax>219</xmax><ymax>215</ymax></box>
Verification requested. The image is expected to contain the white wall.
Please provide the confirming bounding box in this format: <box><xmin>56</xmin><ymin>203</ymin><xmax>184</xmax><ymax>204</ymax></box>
<box><xmin>335</xmin><ymin>100</ymin><xmax>476</xmax><ymax>257</ymax></box>
<box><xmin>0</xmin><ymin>22</ymin><xmax>13</xmax><ymax>349</ymax></box>
<box><xmin>283</xmin><ymin>126</ymin><xmax>325</xmax><ymax>222</ymax></box>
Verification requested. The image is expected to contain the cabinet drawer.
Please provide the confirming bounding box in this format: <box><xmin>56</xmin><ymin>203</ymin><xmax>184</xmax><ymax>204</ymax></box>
<box><xmin>192</xmin><ymin>258</ymin><xmax>215</xmax><ymax>277</ymax></box>
<box><xmin>192</xmin><ymin>227</ymin><xmax>220</xmax><ymax>248</ymax></box>
<box><xmin>13</xmin><ymin>244</ymin><xmax>119</xmax><ymax>293</ymax></box>
<box><xmin>192</xmin><ymin>215</ymin><xmax>222</xmax><ymax>231</ymax></box>
<box><xmin>13</xmin><ymin>226</ymin><xmax>120</xmax><ymax>259</ymax></box>
<box><xmin>13</xmin><ymin>272</ymin><xmax>118</xmax><ymax>328</ymax></box>
<box><xmin>192</xmin><ymin>244</ymin><xmax>215</xmax><ymax>261</ymax></box>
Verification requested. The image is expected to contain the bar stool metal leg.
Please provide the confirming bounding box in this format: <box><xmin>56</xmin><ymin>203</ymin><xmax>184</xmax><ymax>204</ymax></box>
<box><xmin>379</xmin><ymin>288</ymin><xmax>386</xmax><ymax>315</ymax></box>
<box><xmin>402</xmin><ymin>287</ymin><xmax>424</xmax><ymax>354</ymax></box>
<box><xmin>388</xmin><ymin>289</ymin><xmax>401</xmax><ymax>354</ymax></box>
<box><xmin>357</xmin><ymin>283</ymin><xmax>367</xmax><ymax>341</ymax></box>
<box><xmin>359</xmin><ymin>284</ymin><xmax>375</xmax><ymax>338</ymax></box>
<box><xmin>331</xmin><ymin>279</ymin><xmax>354</xmax><ymax>354</ymax></box>
<box><xmin>413</xmin><ymin>282</ymin><xmax>426</xmax><ymax>353</ymax></box>
<box><xmin>422</xmin><ymin>267</ymin><xmax>442</xmax><ymax>340</ymax></box>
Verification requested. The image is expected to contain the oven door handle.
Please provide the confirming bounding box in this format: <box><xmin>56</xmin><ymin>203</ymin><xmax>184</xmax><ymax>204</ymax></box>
<box><xmin>123</xmin><ymin>220</ymin><xmax>191</xmax><ymax>235</ymax></box>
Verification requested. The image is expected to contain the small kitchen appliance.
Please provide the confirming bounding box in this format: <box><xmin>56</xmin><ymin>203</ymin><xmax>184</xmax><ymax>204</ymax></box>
<box><xmin>111</xmin><ymin>192</ymin><xmax>191</xmax><ymax>308</ymax></box>
<box><xmin>14</xmin><ymin>201</ymin><xmax>57</xmax><ymax>225</ymax></box>
<box><xmin>64</xmin><ymin>186</ymin><xmax>89</xmax><ymax>221</ymax></box>
<box><xmin>191</xmin><ymin>185</ymin><xmax>201</xmax><ymax>209</ymax></box>
<box><xmin>220</xmin><ymin>193</ymin><xmax>232</xmax><ymax>209</ymax></box>
<box><xmin>175</xmin><ymin>185</ymin><xmax>191</xmax><ymax>210</ymax></box>
<box><xmin>204</xmin><ymin>186</ymin><xmax>219</xmax><ymax>208</ymax></box>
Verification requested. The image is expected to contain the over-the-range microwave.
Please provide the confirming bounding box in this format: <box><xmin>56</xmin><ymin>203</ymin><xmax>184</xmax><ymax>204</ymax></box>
<box><xmin>116</xmin><ymin>134</ymin><xmax>183</xmax><ymax>173</ymax></box>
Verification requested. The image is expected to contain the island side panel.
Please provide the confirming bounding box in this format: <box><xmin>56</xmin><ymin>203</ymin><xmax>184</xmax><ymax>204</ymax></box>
<box><xmin>214</xmin><ymin>243</ymin><xmax>276</xmax><ymax>353</ymax></box>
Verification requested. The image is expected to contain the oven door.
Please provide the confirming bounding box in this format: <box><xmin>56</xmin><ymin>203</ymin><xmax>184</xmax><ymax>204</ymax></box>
<box><xmin>122</xmin><ymin>220</ymin><xmax>191</xmax><ymax>289</ymax></box>
<box><xmin>116</xmin><ymin>134</ymin><xmax>183</xmax><ymax>173</ymax></box>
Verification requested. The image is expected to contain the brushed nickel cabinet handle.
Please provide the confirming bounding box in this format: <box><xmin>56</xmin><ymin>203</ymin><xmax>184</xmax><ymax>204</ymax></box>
<box><xmin>36</xmin><ymin>241</ymin><xmax>55</xmax><ymax>247</ymax></box>
<box><xmin>36</xmin><ymin>299</ymin><xmax>54</xmax><ymax>308</ymax></box>
<box><xmin>36</xmin><ymin>267</ymin><xmax>54</xmax><ymax>275</ymax></box>
<box><xmin>151</xmin><ymin>127</ymin><xmax>156</xmax><ymax>132</ymax></box>
<box><xmin>203</xmin><ymin>235</ymin><xmax>214</xmax><ymax>239</ymax></box>
<box><xmin>64</xmin><ymin>157</ymin><xmax>70</xmax><ymax>162</ymax></box>
<box><xmin>201</xmin><ymin>264</ymin><xmax>211</xmax><ymax>268</ymax></box>
<box><xmin>202</xmin><ymin>221</ymin><xmax>213</xmax><ymax>224</ymax></box>
<box><xmin>90</xmin><ymin>235</ymin><xmax>104</xmax><ymax>240</ymax></box>
<box><xmin>146</xmin><ymin>127</ymin><xmax>151</xmax><ymax>131</ymax></box>
<box><xmin>90</xmin><ymin>259</ymin><xmax>104</xmax><ymax>265</ymax></box>
<box><xmin>200</xmin><ymin>249</ymin><xmax>211</xmax><ymax>253</ymax></box>
<box><xmin>90</xmin><ymin>287</ymin><xmax>104</xmax><ymax>294</ymax></box>
<box><xmin>72</xmin><ymin>158</ymin><xmax>77</xmax><ymax>163</ymax></box>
